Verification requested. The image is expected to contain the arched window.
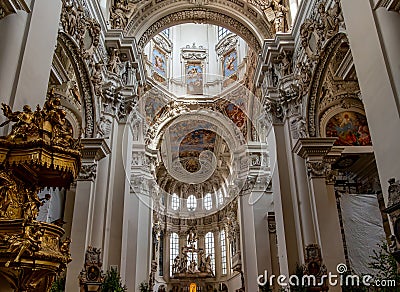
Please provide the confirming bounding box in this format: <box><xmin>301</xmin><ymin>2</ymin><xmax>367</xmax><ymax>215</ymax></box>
<box><xmin>187</xmin><ymin>195</ymin><xmax>197</xmax><ymax>211</ymax></box>
<box><xmin>205</xmin><ymin>232</ymin><xmax>215</xmax><ymax>274</ymax></box>
<box><xmin>159</xmin><ymin>231</ymin><xmax>164</xmax><ymax>276</ymax></box>
<box><xmin>204</xmin><ymin>193</ymin><xmax>212</xmax><ymax>210</ymax></box>
<box><xmin>218</xmin><ymin>26</ymin><xmax>230</xmax><ymax>40</ymax></box>
<box><xmin>170</xmin><ymin>233</ymin><xmax>179</xmax><ymax>276</ymax></box>
<box><xmin>217</xmin><ymin>189</ymin><xmax>224</xmax><ymax>206</ymax></box>
<box><xmin>162</xmin><ymin>28</ymin><xmax>170</xmax><ymax>39</ymax></box>
<box><xmin>171</xmin><ymin>193</ymin><xmax>180</xmax><ymax>210</ymax></box>
<box><xmin>220</xmin><ymin>229</ymin><xmax>227</xmax><ymax>274</ymax></box>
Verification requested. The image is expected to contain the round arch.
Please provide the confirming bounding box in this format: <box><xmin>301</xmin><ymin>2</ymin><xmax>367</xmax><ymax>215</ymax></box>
<box><xmin>306</xmin><ymin>33</ymin><xmax>349</xmax><ymax>137</ymax></box>
<box><xmin>57</xmin><ymin>33</ymin><xmax>98</xmax><ymax>138</ymax></box>
<box><xmin>125</xmin><ymin>0</ymin><xmax>274</xmax><ymax>52</ymax></box>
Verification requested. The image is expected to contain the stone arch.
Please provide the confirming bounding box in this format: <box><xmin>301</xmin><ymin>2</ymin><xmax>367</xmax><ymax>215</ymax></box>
<box><xmin>125</xmin><ymin>0</ymin><xmax>274</xmax><ymax>52</ymax></box>
<box><xmin>306</xmin><ymin>33</ymin><xmax>349</xmax><ymax>137</ymax></box>
<box><xmin>56</xmin><ymin>32</ymin><xmax>97</xmax><ymax>138</ymax></box>
<box><xmin>147</xmin><ymin>109</ymin><xmax>246</xmax><ymax>152</ymax></box>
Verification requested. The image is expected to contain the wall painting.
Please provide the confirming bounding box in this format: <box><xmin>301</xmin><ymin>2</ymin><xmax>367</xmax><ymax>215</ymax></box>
<box><xmin>326</xmin><ymin>111</ymin><xmax>372</xmax><ymax>146</ymax></box>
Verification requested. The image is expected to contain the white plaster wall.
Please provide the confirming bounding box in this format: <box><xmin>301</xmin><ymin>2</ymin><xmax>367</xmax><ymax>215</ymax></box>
<box><xmin>37</xmin><ymin>188</ymin><xmax>65</xmax><ymax>223</ymax></box>
<box><xmin>253</xmin><ymin>194</ymin><xmax>274</xmax><ymax>276</ymax></box>
<box><xmin>341</xmin><ymin>0</ymin><xmax>400</xmax><ymax>201</ymax></box>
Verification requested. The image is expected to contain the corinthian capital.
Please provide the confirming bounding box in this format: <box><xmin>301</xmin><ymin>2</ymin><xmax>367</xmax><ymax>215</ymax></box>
<box><xmin>78</xmin><ymin>164</ymin><xmax>97</xmax><ymax>181</ymax></box>
<box><xmin>264</xmin><ymin>100</ymin><xmax>284</xmax><ymax>124</ymax></box>
<box><xmin>306</xmin><ymin>161</ymin><xmax>328</xmax><ymax>177</ymax></box>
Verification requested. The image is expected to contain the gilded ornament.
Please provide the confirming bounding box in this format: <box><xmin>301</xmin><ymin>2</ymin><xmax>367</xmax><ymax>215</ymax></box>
<box><xmin>0</xmin><ymin>92</ymin><xmax>81</xmax><ymax>291</ymax></box>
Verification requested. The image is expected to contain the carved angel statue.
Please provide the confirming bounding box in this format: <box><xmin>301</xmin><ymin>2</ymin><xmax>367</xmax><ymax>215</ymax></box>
<box><xmin>317</xmin><ymin>0</ymin><xmax>343</xmax><ymax>40</ymax></box>
<box><xmin>61</xmin><ymin>1</ymin><xmax>84</xmax><ymax>36</ymax></box>
<box><xmin>247</xmin><ymin>0</ymin><xmax>288</xmax><ymax>32</ymax></box>
<box><xmin>109</xmin><ymin>0</ymin><xmax>144</xmax><ymax>29</ymax></box>
<box><xmin>60</xmin><ymin>237</ymin><xmax>72</xmax><ymax>263</ymax></box>
<box><xmin>5</xmin><ymin>223</ymin><xmax>44</xmax><ymax>267</ymax></box>
<box><xmin>107</xmin><ymin>48</ymin><xmax>122</xmax><ymax>75</ymax></box>
<box><xmin>0</xmin><ymin>171</ymin><xmax>19</xmax><ymax>218</ymax></box>
<box><xmin>90</xmin><ymin>62</ymin><xmax>103</xmax><ymax>97</ymax></box>
<box><xmin>0</xmin><ymin>104</ymin><xmax>36</xmax><ymax>140</ymax></box>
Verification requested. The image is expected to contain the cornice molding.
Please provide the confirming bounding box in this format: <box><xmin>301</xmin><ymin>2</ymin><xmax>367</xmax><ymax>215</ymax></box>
<box><xmin>293</xmin><ymin>137</ymin><xmax>337</xmax><ymax>159</ymax></box>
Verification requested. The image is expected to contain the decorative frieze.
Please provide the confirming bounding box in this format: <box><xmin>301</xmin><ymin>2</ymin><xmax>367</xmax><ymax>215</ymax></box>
<box><xmin>137</xmin><ymin>9</ymin><xmax>262</xmax><ymax>53</ymax></box>
<box><xmin>181</xmin><ymin>44</ymin><xmax>208</xmax><ymax>60</ymax></box>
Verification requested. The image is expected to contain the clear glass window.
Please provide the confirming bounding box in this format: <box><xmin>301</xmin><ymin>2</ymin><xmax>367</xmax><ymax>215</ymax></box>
<box><xmin>204</xmin><ymin>193</ymin><xmax>213</xmax><ymax>210</ymax></box>
<box><xmin>187</xmin><ymin>195</ymin><xmax>197</xmax><ymax>211</ymax></box>
<box><xmin>205</xmin><ymin>232</ymin><xmax>216</xmax><ymax>274</ymax></box>
<box><xmin>171</xmin><ymin>193</ymin><xmax>180</xmax><ymax>210</ymax></box>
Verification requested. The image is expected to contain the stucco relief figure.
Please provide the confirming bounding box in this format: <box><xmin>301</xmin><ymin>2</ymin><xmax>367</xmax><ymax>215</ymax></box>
<box><xmin>91</xmin><ymin>62</ymin><xmax>103</xmax><ymax>97</ymax></box>
<box><xmin>109</xmin><ymin>0</ymin><xmax>150</xmax><ymax>29</ymax></box>
<box><xmin>205</xmin><ymin>255</ymin><xmax>213</xmax><ymax>275</ymax></box>
<box><xmin>317</xmin><ymin>0</ymin><xmax>343</xmax><ymax>40</ymax></box>
<box><xmin>247</xmin><ymin>0</ymin><xmax>288</xmax><ymax>33</ymax></box>
<box><xmin>107</xmin><ymin>48</ymin><xmax>121</xmax><ymax>75</ymax></box>
<box><xmin>188</xmin><ymin>260</ymin><xmax>198</xmax><ymax>273</ymax></box>
<box><xmin>271</xmin><ymin>0</ymin><xmax>288</xmax><ymax>33</ymax></box>
<box><xmin>278</xmin><ymin>50</ymin><xmax>292</xmax><ymax>76</ymax></box>
<box><xmin>109</xmin><ymin>0</ymin><xmax>131</xmax><ymax>29</ymax></box>
<box><xmin>172</xmin><ymin>255</ymin><xmax>181</xmax><ymax>274</ymax></box>
<box><xmin>180</xmin><ymin>250</ymin><xmax>189</xmax><ymax>272</ymax></box>
<box><xmin>61</xmin><ymin>2</ymin><xmax>84</xmax><ymax>37</ymax></box>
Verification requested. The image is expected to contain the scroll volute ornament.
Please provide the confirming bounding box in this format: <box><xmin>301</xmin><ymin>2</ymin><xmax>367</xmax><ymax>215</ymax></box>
<box><xmin>0</xmin><ymin>91</ymin><xmax>80</xmax><ymax>291</ymax></box>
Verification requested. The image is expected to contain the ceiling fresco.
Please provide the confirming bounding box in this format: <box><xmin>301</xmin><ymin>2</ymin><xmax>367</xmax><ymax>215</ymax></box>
<box><xmin>168</xmin><ymin>120</ymin><xmax>218</xmax><ymax>173</ymax></box>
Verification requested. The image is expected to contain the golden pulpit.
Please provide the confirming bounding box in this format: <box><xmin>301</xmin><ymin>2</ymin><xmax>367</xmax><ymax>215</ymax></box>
<box><xmin>0</xmin><ymin>92</ymin><xmax>81</xmax><ymax>291</ymax></box>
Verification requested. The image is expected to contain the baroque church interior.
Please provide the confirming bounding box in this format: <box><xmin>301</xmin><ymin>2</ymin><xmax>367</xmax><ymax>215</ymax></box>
<box><xmin>0</xmin><ymin>0</ymin><xmax>400</xmax><ymax>291</ymax></box>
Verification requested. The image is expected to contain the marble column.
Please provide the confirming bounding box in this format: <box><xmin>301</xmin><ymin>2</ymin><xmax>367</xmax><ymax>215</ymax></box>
<box><xmin>286</xmin><ymin>115</ymin><xmax>317</xmax><ymax>255</ymax></box>
<box><xmin>65</xmin><ymin>139</ymin><xmax>110</xmax><ymax>292</ymax></box>
<box><xmin>294</xmin><ymin>138</ymin><xmax>345</xmax><ymax>291</ymax></box>
<box><xmin>90</xmin><ymin>114</ymin><xmax>115</xmax><ymax>251</ymax></box>
<box><xmin>267</xmin><ymin>124</ymin><xmax>300</xmax><ymax>276</ymax></box>
<box><xmin>238</xmin><ymin>188</ymin><xmax>258</xmax><ymax>292</ymax></box>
